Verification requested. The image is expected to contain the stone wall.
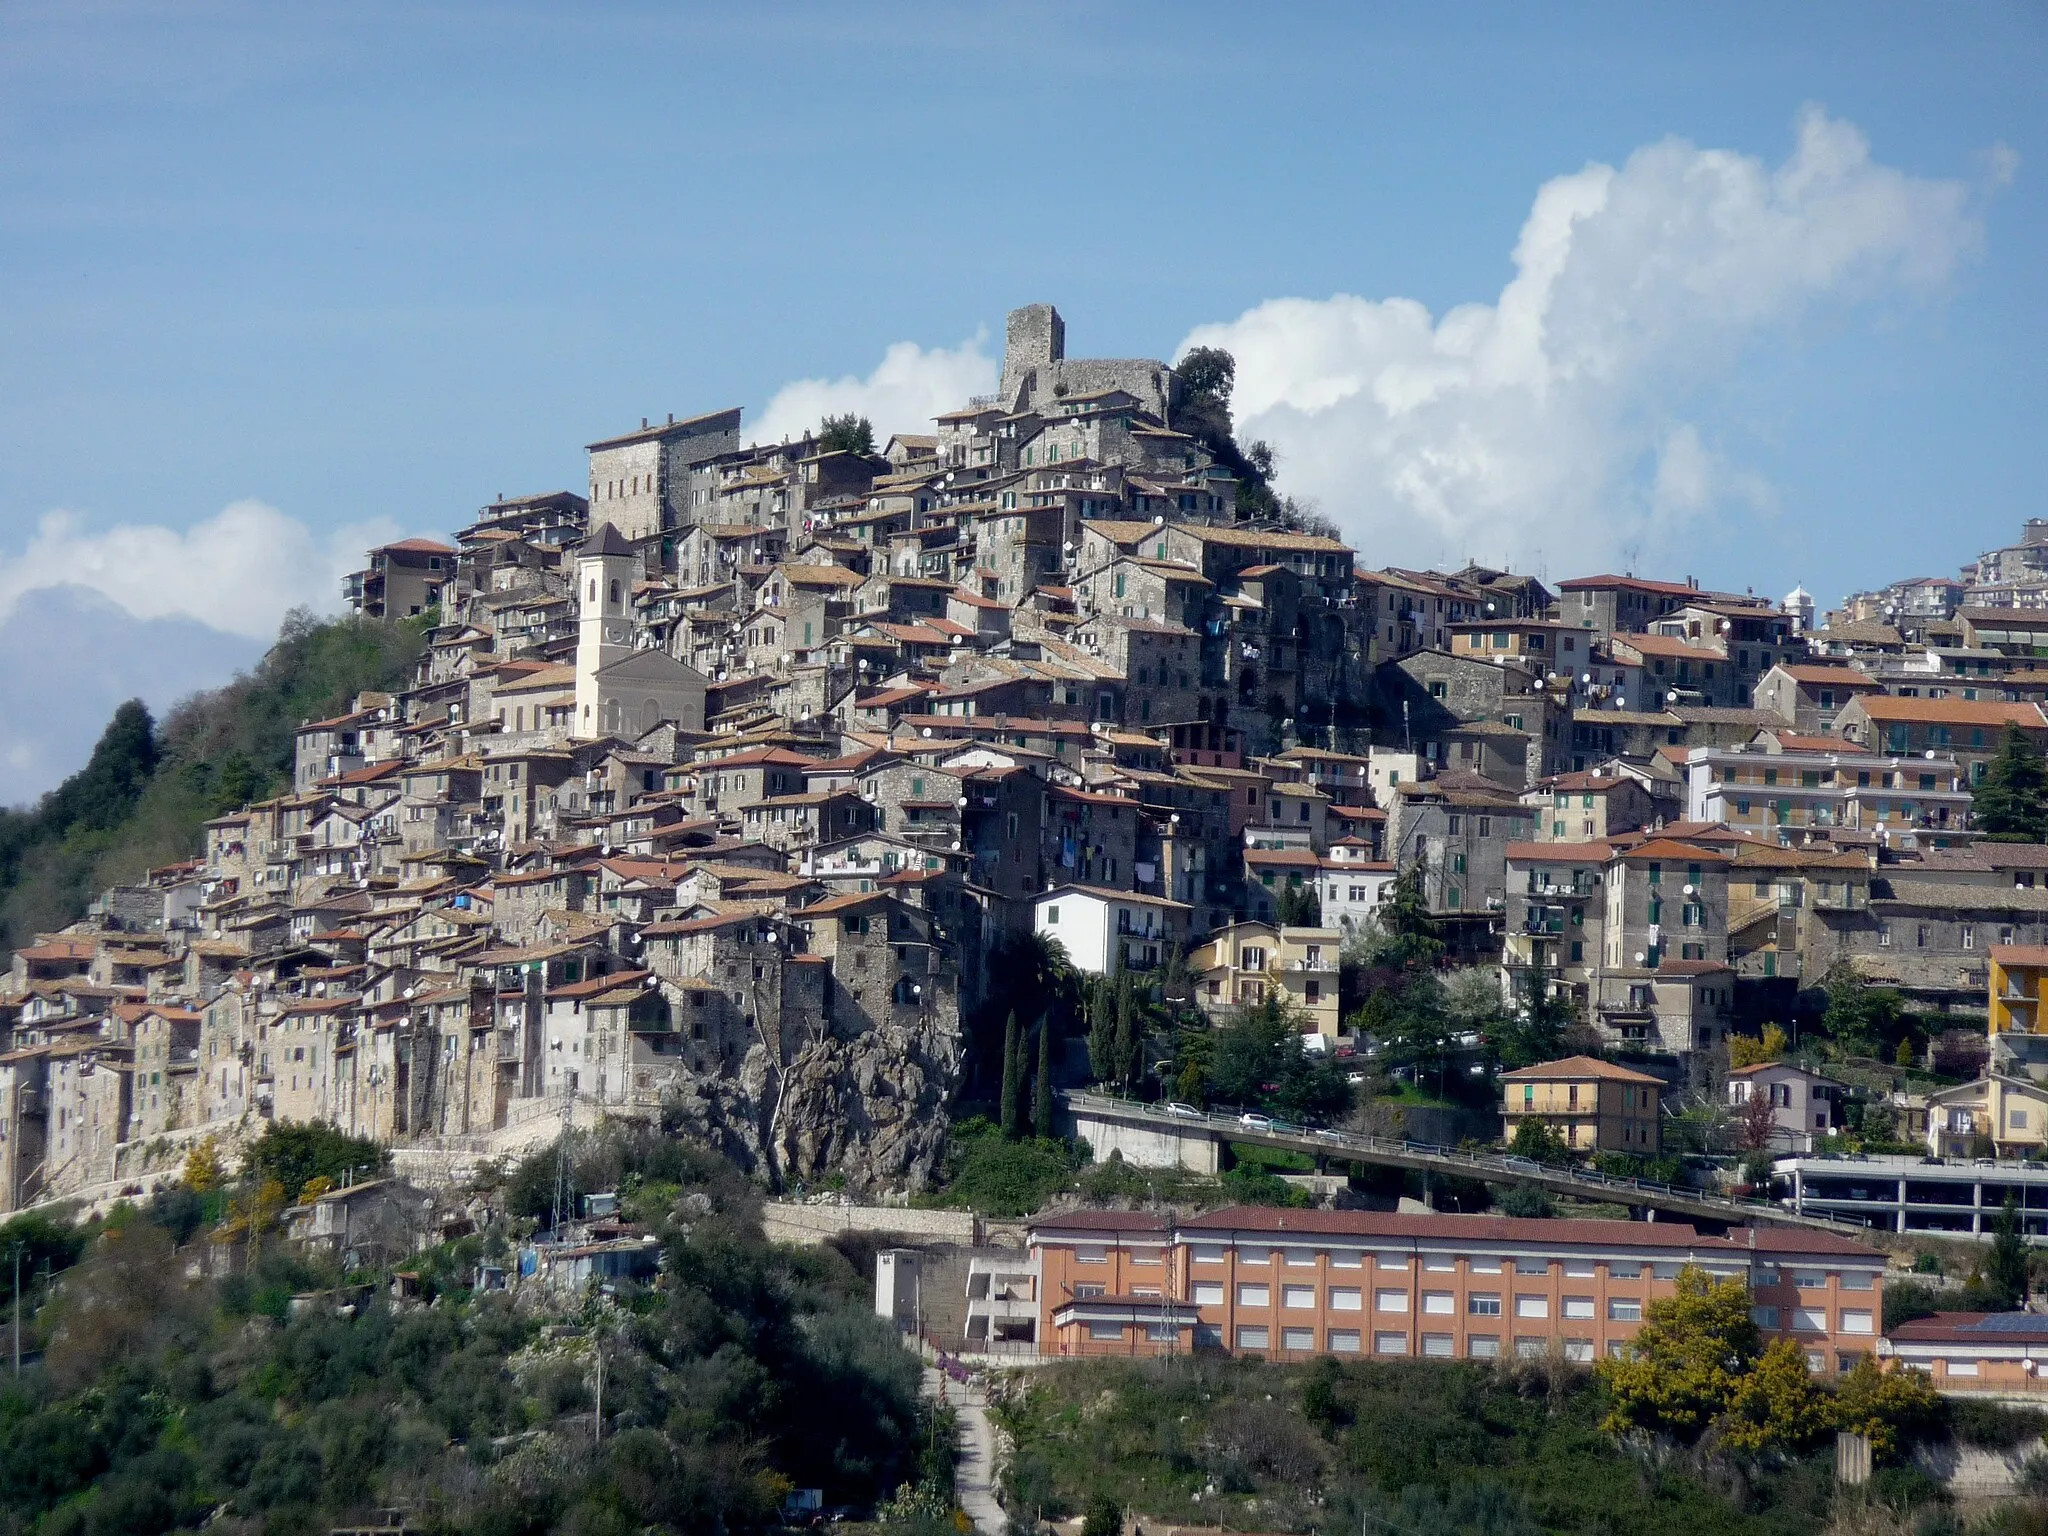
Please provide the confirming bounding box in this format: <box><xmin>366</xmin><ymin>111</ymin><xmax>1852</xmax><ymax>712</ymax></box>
<box><xmin>760</xmin><ymin>1199</ymin><xmax>978</xmax><ymax>1247</ymax></box>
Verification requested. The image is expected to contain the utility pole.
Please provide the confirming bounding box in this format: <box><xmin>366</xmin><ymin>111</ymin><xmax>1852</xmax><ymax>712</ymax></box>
<box><xmin>9</xmin><ymin>1240</ymin><xmax>23</xmax><ymax>1375</ymax></box>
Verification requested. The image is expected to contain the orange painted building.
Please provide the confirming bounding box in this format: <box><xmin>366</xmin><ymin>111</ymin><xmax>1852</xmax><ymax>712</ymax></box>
<box><xmin>1032</xmin><ymin>1205</ymin><xmax>1885</xmax><ymax>1374</ymax></box>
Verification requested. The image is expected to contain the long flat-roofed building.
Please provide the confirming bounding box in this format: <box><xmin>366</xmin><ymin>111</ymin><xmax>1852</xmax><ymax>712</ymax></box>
<box><xmin>1030</xmin><ymin>1204</ymin><xmax>1885</xmax><ymax>1375</ymax></box>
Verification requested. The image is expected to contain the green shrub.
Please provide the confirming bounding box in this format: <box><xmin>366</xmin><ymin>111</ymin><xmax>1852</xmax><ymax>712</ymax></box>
<box><xmin>935</xmin><ymin>1120</ymin><xmax>1079</xmax><ymax>1217</ymax></box>
<box><xmin>1497</xmin><ymin>1183</ymin><xmax>1553</xmax><ymax>1219</ymax></box>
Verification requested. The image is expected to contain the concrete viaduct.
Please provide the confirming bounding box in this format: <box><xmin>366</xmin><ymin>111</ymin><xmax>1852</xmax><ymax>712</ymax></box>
<box><xmin>1062</xmin><ymin>1091</ymin><xmax>1870</xmax><ymax>1237</ymax></box>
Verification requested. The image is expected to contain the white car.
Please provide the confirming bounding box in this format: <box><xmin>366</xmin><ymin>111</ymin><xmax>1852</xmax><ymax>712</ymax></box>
<box><xmin>1239</xmin><ymin>1112</ymin><xmax>1273</xmax><ymax>1130</ymax></box>
<box><xmin>1163</xmin><ymin>1101</ymin><xmax>1202</xmax><ymax>1119</ymax></box>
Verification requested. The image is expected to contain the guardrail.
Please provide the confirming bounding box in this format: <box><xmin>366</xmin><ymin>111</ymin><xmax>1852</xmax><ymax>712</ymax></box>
<box><xmin>1061</xmin><ymin>1091</ymin><xmax>1868</xmax><ymax>1234</ymax></box>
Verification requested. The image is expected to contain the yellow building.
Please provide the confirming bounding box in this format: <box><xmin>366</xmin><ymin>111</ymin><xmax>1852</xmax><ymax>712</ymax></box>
<box><xmin>1499</xmin><ymin>1055</ymin><xmax>1663</xmax><ymax>1155</ymax></box>
<box><xmin>1186</xmin><ymin>920</ymin><xmax>1342</xmax><ymax>1039</ymax></box>
<box><xmin>1988</xmin><ymin>945</ymin><xmax>2048</xmax><ymax>1037</ymax></box>
<box><xmin>1924</xmin><ymin>1073</ymin><xmax>2048</xmax><ymax>1159</ymax></box>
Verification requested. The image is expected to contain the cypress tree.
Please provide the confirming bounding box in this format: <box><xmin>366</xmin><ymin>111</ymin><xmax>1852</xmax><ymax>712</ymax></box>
<box><xmin>1033</xmin><ymin>1016</ymin><xmax>1056</xmax><ymax>1139</ymax></box>
<box><xmin>1112</xmin><ymin>975</ymin><xmax>1138</xmax><ymax>1090</ymax></box>
<box><xmin>1086</xmin><ymin>978</ymin><xmax>1117</xmax><ymax>1086</ymax></box>
<box><xmin>999</xmin><ymin>1012</ymin><xmax>1022</xmax><ymax>1138</ymax></box>
<box><xmin>1989</xmin><ymin>1195</ymin><xmax>2030</xmax><ymax>1309</ymax></box>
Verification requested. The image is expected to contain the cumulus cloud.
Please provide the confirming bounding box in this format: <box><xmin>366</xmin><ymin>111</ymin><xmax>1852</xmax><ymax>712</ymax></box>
<box><xmin>753</xmin><ymin>334</ymin><xmax>998</xmax><ymax>446</ymax></box>
<box><xmin>0</xmin><ymin>499</ymin><xmax>399</xmax><ymax>640</ymax></box>
<box><xmin>1180</xmin><ymin>107</ymin><xmax>1994</xmax><ymax>573</ymax></box>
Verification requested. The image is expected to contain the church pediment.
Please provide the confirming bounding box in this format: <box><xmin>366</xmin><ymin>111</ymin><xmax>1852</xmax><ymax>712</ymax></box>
<box><xmin>594</xmin><ymin>649</ymin><xmax>709</xmax><ymax>687</ymax></box>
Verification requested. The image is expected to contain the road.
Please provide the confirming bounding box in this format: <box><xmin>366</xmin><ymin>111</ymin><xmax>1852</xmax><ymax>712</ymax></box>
<box><xmin>1063</xmin><ymin>1090</ymin><xmax>1869</xmax><ymax>1235</ymax></box>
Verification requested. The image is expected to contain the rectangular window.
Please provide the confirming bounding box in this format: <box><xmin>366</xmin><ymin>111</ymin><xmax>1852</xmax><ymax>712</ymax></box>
<box><xmin>1191</xmin><ymin>1243</ymin><xmax>1226</xmax><ymax>1265</ymax></box>
<box><xmin>1328</xmin><ymin>1329</ymin><xmax>1361</xmax><ymax>1353</ymax></box>
<box><xmin>1841</xmin><ymin>1311</ymin><xmax>1874</xmax><ymax>1335</ymax></box>
<box><xmin>1375</xmin><ymin>1332</ymin><xmax>1408</xmax><ymax>1356</ymax></box>
<box><xmin>1470</xmin><ymin>1258</ymin><xmax>1503</xmax><ymax>1274</ymax></box>
<box><xmin>1841</xmin><ymin>1272</ymin><xmax>1874</xmax><ymax>1292</ymax></box>
<box><xmin>1948</xmin><ymin>1361</ymin><xmax>1980</xmax><ymax>1377</ymax></box>
<box><xmin>1467</xmin><ymin>1335</ymin><xmax>1500</xmax><ymax>1359</ymax></box>
<box><xmin>1088</xmin><ymin>1321</ymin><xmax>1123</xmax><ymax>1341</ymax></box>
<box><xmin>1236</xmin><ymin>1326</ymin><xmax>1269</xmax><ymax>1350</ymax></box>
<box><xmin>1563</xmin><ymin>1296</ymin><xmax>1596</xmax><ymax>1321</ymax></box>
<box><xmin>1283</xmin><ymin>1286</ymin><xmax>1316</xmax><ymax>1309</ymax></box>
<box><xmin>1468</xmin><ymin>1293</ymin><xmax>1502</xmax><ymax>1317</ymax></box>
<box><xmin>1609</xmin><ymin>1298</ymin><xmax>1642</xmax><ymax>1322</ymax></box>
<box><xmin>1331</xmin><ymin>1250</ymin><xmax>1364</xmax><ymax>1269</ymax></box>
<box><xmin>1238</xmin><ymin>1284</ymin><xmax>1270</xmax><ymax>1308</ymax></box>
<box><xmin>1282</xmin><ymin>1327</ymin><xmax>1315</xmax><ymax>1352</ymax></box>
<box><xmin>1377</xmin><ymin>1253</ymin><xmax>1410</xmax><ymax>1271</ymax></box>
<box><xmin>1077</xmin><ymin>1245</ymin><xmax>1107</xmax><ymax>1264</ymax></box>
<box><xmin>1194</xmin><ymin>1282</ymin><xmax>1225</xmax><ymax>1305</ymax></box>
<box><xmin>1422</xmin><ymin>1292</ymin><xmax>1456</xmax><ymax>1315</ymax></box>
<box><xmin>1422</xmin><ymin>1333</ymin><xmax>1455</xmax><ymax>1358</ymax></box>
<box><xmin>1793</xmin><ymin>1308</ymin><xmax>1828</xmax><ymax>1333</ymax></box>
<box><xmin>1515</xmin><ymin>1296</ymin><xmax>1549</xmax><ymax>1319</ymax></box>
<box><xmin>1329</xmin><ymin>1287</ymin><xmax>1362</xmax><ymax>1311</ymax></box>
<box><xmin>1563</xmin><ymin>1340</ymin><xmax>1595</xmax><ymax>1364</ymax></box>
<box><xmin>1515</xmin><ymin>1258</ymin><xmax>1550</xmax><ymax>1276</ymax></box>
<box><xmin>1375</xmin><ymin>1289</ymin><xmax>1409</xmax><ymax>1313</ymax></box>
<box><xmin>1515</xmin><ymin>1338</ymin><xmax>1547</xmax><ymax>1359</ymax></box>
<box><xmin>1285</xmin><ymin>1248</ymin><xmax>1316</xmax><ymax>1267</ymax></box>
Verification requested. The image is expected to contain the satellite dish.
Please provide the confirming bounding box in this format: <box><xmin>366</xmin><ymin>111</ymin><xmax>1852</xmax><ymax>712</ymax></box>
<box><xmin>1633</xmin><ymin>952</ymin><xmax>1646</xmax><ymax>964</ymax></box>
<box><xmin>1683</xmin><ymin>884</ymin><xmax>1696</xmax><ymax>896</ymax></box>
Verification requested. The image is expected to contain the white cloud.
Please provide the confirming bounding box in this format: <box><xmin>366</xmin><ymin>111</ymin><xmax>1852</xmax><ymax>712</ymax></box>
<box><xmin>0</xmin><ymin>499</ymin><xmax>399</xmax><ymax>640</ymax></box>
<box><xmin>753</xmin><ymin>334</ymin><xmax>997</xmax><ymax>446</ymax></box>
<box><xmin>1180</xmin><ymin>107</ymin><xmax>1992</xmax><ymax>573</ymax></box>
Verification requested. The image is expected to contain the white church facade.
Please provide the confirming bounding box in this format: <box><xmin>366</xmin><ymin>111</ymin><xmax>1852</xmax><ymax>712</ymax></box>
<box><xmin>574</xmin><ymin>522</ymin><xmax>708</xmax><ymax>739</ymax></box>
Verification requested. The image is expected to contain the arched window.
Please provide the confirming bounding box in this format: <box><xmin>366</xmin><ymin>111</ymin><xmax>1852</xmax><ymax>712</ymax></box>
<box><xmin>587</xmin><ymin>579</ymin><xmax>596</xmax><ymax>602</ymax></box>
<box><xmin>609</xmin><ymin>580</ymin><xmax>622</xmax><ymax>605</ymax></box>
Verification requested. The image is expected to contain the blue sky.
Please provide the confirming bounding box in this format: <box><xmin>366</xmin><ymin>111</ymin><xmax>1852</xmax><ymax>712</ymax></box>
<box><xmin>1</xmin><ymin>1</ymin><xmax>2043</xmax><ymax>799</ymax></box>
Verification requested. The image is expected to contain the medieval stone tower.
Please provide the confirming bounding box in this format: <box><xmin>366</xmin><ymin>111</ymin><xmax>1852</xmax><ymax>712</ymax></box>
<box><xmin>996</xmin><ymin>302</ymin><xmax>1176</xmax><ymax>422</ymax></box>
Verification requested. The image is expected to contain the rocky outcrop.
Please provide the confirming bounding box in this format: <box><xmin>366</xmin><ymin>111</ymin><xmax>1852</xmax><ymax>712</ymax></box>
<box><xmin>660</xmin><ymin>1017</ymin><xmax>962</xmax><ymax>1196</ymax></box>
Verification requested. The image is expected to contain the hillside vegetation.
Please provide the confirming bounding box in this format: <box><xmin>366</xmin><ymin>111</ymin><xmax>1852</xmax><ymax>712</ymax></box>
<box><xmin>0</xmin><ymin>609</ymin><xmax>423</xmax><ymax>957</ymax></box>
<box><xmin>997</xmin><ymin>1355</ymin><xmax>2048</xmax><ymax>1536</ymax></box>
<box><xmin>0</xmin><ymin>1130</ymin><xmax>935</xmax><ymax>1536</ymax></box>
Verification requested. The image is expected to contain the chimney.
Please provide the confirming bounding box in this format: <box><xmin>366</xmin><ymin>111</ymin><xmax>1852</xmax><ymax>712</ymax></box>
<box><xmin>668</xmin><ymin>413</ymin><xmax>675</xmax><ymax>425</ymax></box>
<box><xmin>641</xmin><ymin>417</ymin><xmax>648</xmax><ymax>429</ymax></box>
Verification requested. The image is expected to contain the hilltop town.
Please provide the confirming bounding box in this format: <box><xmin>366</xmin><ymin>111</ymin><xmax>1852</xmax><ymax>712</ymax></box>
<box><xmin>7</xmin><ymin>300</ymin><xmax>2048</xmax><ymax>1242</ymax></box>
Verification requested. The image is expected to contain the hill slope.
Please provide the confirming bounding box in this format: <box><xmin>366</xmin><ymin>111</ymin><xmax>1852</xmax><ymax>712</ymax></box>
<box><xmin>0</xmin><ymin>607</ymin><xmax>423</xmax><ymax>957</ymax></box>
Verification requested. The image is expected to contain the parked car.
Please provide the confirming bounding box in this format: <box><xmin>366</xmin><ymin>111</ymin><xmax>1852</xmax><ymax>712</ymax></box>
<box><xmin>1163</xmin><ymin>1101</ymin><xmax>1202</xmax><ymax>1119</ymax></box>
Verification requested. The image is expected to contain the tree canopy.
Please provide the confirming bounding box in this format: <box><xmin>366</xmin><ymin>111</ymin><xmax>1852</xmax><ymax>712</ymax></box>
<box><xmin>1206</xmin><ymin>995</ymin><xmax>1352</xmax><ymax>1123</ymax></box>
<box><xmin>817</xmin><ymin>412</ymin><xmax>877</xmax><ymax>457</ymax></box>
<box><xmin>1972</xmin><ymin>723</ymin><xmax>2048</xmax><ymax>842</ymax></box>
